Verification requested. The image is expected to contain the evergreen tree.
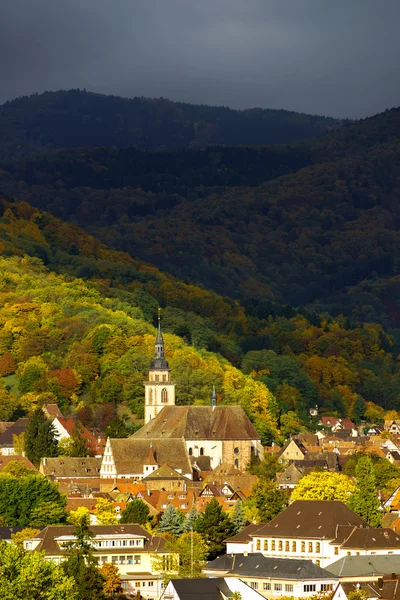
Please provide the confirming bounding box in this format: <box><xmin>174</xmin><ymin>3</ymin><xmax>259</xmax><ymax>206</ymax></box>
<box><xmin>69</xmin><ymin>421</ymin><xmax>88</xmax><ymax>457</ymax></box>
<box><xmin>231</xmin><ymin>500</ymin><xmax>246</xmax><ymax>534</ymax></box>
<box><xmin>62</xmin><ymin>513</ymin><xmax>106</xmax><ymax>600</ymax></box>
<box><xmin>24</xmin><ymin>408</ymin><xmax>58</xmax><ymax>467</ymax></box>
<box><xmin>120</xmin><ymin>499</ymin><xmax>150</xmax><ymax>525</ymax></box>
<box><xmin>183</xmin><ymin>506</ymin><xmax>198</xmax><ymax>532</ymax></box>
<box><xmin>348</xmin><ymin>456</ymin><xmax>382</xmax><ymax>527</ymax></box>
<box><xmin>247</xmin><ymin>479</ymin><xmax>288</xmax><ymax>522</ymax></box>
<box><xmin>196</xmin><ymin>498</ymin><xmax>233</xmax><ymax>560</ymax></box>
<box><xmin>157</xmin><ymin>504</ymin><xmax>184</xmax><ymax>536</ymax></box>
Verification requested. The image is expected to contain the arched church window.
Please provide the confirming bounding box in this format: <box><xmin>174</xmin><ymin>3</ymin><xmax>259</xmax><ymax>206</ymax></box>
<box><xmin>161</xmin><ymin>388</ymin><xmax>168</xmax><ymax>403</ymax></box>
<box><xmin>234</xmin><ymin>459</ymin><xmax>239</xmax><ymax>468</ymax></box>
<box><xmin>148</xmin><ymin>389</ymin><xmax>153</xmax><ymax>404</ymax></box>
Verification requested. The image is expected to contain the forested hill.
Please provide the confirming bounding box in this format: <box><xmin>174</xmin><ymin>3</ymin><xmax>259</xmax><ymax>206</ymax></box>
<box><xmin>1</xmin><ymin>107</ymin><xmax>400</xmax><ymax>327</ymax></box>
<box><xmin>1</xmin><ymin>198</ymin><xmax>400</xmax><ymax>428</ymax></box>
<box><xmin>0</xmin><ymin>89</ymin><xmax>343</xmax><ymax>158</ymax></box>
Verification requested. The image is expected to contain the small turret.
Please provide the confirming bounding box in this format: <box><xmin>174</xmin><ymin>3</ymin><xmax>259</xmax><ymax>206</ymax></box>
<box><xmin>151</xmin><ymin>308</ymin><xmax>169</xmax><ymax>370</ymax></box>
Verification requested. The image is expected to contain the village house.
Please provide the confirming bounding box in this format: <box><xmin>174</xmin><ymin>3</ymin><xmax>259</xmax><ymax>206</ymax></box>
<box><xmin>0</xmin><ymin>418</ymin><xmax>29</xmax><ymax>455</ymax></box>
<box><xmin>332</xmin><ymin>575</ymin><xmax>400</xmax><ymax>600</ymax></box>
<box><xmin>205</xmin><ymin>554</ymin><xmax>338</xmax><ymax>599</ymax></box>
<box><xmin>384</xmin><ymin>420</ymin><xmax>400</xmax><ymax>435</ymax></box>
<box><xmin>226</xmin><ymin>501</ymin><xmax>400</xmax><ymax>568</ymax></box>
<box><xmin>161</xmin><ymin>578</ymin><xmax>265</xmax><ymax>600</ymax></box>
<box><xmin>39</xmin><ymin>456</ymin><xmax>102</xmax><ymax>479</ymax></box>
<box><xmin>51</xmin><ymin>416</ymin><xmax>104</xmax><ymax>457</ymax></box>
<box><xmin>23</xmin><ymin>524</ymin><xmax>172</xmax><ymax>598</ymax></box>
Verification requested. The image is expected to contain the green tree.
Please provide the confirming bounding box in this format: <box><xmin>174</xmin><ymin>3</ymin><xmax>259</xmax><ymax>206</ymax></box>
<box><xmin>24</xmin><ymin>408</ymin><xmax>58</xmax><ymax>467</ymax></box>
<box><xmin>182</xmin><ymin>506</ymin><xmax>198</xmax><ymax>532</ymax></box>
<box><xmin>157</xmin><ymin>504</ymin><xmax>185</xmax><ymax>536</ymax></box>
<box><xmin>0</xmin><ymin>472</ymin><xmax>67</xmax><ymax>526</ymax></box>
<box><xmin>31</xmin><ymin>501</ymin><xmax>66</xmax><ymax>526</ymax></box>
<box><xmin>68</xmin><ymin>421</ymin><xmax>89</xmax><ymax>457</ymax></box>
<box><xmin>196</xmin><ymin>498</ymin><xmax>233</xmax><ymax>559</ymax></box>
<box><xmin>348</xmin><ymin>456</ymin><xmax>382</xmax><ymax>527</ymax></box>
<box><xmin>0</xmin><ymin>539</ymin><xmax>78</xmax><ymax>599</ymax></box>
<box><xmin>11</xmin><ymin>527</ymin><xmax>40</xmax><ymax>550</ymax></box>
<box><xmin>120</xmin><ymin>498</ymin><xmax>150</xmax><ymax>525</ymax></box>
<box><xmin>62</xmin><ymin>514</ymin><xmax>106</xmax><ymax>600</ymax></box>
<box><xmin>291</xmin><ymin>471</ymin><xmax>355</xmax><ymax>503</ymax></box>
<box><xmin>2</xmin><ymin>460</ymin><xmax>35</xmax><ymax>478</ymax></box>
<box><xmin>231</xmin><ymin>500</ymin><xmax>247</xmax><ymax>534</ymax></box>
<box><xmin>246</xmin><ymin>479</ymin><xmax>288</xmax><ymax>523</ymax></box>
<box><xmin>152</xmin><ymin>531</ymin><xmax>207</xmax><ymax>581</ymax></box>
<box><xmin>94</xmin><ymin>498</ymin><xmax>117</xmax><ymax>525</ymax></box>
<box><xmin>280</xmin><ymin>411</ymin><xmax>302</xmax><ymax>438</ymax></box>
<box><xmin>247</xmin><ymin>453</ymin><xmax>282</xmax><ymax>479</ymax></box>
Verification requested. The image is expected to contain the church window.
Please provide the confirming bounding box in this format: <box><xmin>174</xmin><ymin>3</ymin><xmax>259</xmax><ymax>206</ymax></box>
<box><xmin>148</xmin><ymin>389</ymin><xmax>153</xmax><ymax>404</ymax></box>
<box><xmin>234</xmin><ymin>459</ymin><xmax>239</xmax><ymax>468</ymax></box>
<box><xmin>234</xmin><ymin>447</ymin><xmax>240</xmax><ymax>454</ymax></box>
<box><xmin>200</xmin><ymin>448</ymin><xmax>204</xmax><ymax>456</ymax></box>
<box><xmin>161</xmin><ymin>388</ymin><xmax>168</xmax><ymax>403</ymax></box>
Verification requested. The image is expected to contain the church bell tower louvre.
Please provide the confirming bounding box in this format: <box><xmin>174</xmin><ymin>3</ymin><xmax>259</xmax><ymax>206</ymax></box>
<box><xmin>144</xmin><ymin>309</ymin><xmax>176</xmax><ymax>424</ymax></box>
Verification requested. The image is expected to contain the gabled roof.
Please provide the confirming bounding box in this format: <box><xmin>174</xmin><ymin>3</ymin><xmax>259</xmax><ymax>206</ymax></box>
<box><xmin>42</xmin><ymin>404</ymin><xmax>64</xmax><ymax>419</ymax></box>
<box><xmin>253</xmin><ymin>501</ymin><xmax>368</xmax><ymax>539</ymax></box>
<box><xmin>326</xmin><ymin>555</ymin><xmax>400</xmax><ymax>577</ymax></box>
<box><xmin>0</xmin><ymin>418</ymin><xmax>29</xmax><ymax>446</ymax></box>
<box><xmin>40</xmin><ymin>457</ymin><xmax>102</xmax><ymax>478</ymax></box>
<box><xmin>53</xmin><ymin>418</ymin><xmax>103</xmax><ymax>455</ymax></box>
<box><xmin>340</xmin><ymin>577</ymin><xmax>400</xmax><ymax>600</ymax></box>
<box><xmin>109</xmin><ymin>438</ymin><xmax>192</xmax><ymax>475</ymax></box>
<box><xmin>340</xmin><ymin>527</ymin><xmax>400</xmax><ymax>550</ymax></box>
<box><xmin>131</xmin><ymin>405</ymin><xmax>260</xmax><ymax>440</ymax></box>
<box><xmin>0</xmin><ymin>455</ymin><xmax>36</xmax><ymax>473</ymax></box>
<box><xmin>143</xmin><ymin>463</ymin><xmax>190</xmax><ymax>481</ymax></box>
<box><xmin>167</xmin><ymin>578</ymin><xmax>235</xmax><ymax>600</ymax></box>
<box><xmin>276</xmin><ymin>464</ymin><xmax>303</xmax><ymax>485</ymax></box>
<box><xmin>30</xmin><ymin>524</ymin><xmax>166</xmax><ymax>555</ymax></box>
<box><xmin>206</xmin><ymin>553</ymin><xmax>337</xmax><ymax>580</ymax></box>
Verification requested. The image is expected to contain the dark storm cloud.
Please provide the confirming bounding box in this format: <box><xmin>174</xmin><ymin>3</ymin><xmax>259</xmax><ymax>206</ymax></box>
<box><xmin>1</xmin><ymin>0</ymin><xmax>399</xmax><ymax>118</ymax></box>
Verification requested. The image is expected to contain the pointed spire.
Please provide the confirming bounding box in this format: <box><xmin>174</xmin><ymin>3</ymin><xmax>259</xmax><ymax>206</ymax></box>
<box><xmin>150</xmin><ymin>308</ymin><xmax>169</xmax><ymax>369</ymax></box>
<box><xmin>211</xmin><ymin>386</ymin><xmax>217</xmax><ymax>408</ymax></box>
<box><xmin>145</xmin><ymin>441</ymin><xmax>158</xmax><ymax>466</ymax></box>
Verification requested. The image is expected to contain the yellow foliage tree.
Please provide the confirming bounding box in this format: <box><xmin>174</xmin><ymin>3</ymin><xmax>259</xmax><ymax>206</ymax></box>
<box><xmin>291</xmin><ymin>471</ymin><xmax>355</xmax><ymax>503</ymax></box>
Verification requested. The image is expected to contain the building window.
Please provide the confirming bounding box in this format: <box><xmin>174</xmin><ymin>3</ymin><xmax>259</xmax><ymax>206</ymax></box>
<box><xmin>274</xmin><ymin>584</ymin><xmax>282</xmax><ymax>591</ymax></box>
<box><xmin>316</xmin><ymin>542</ymin><xmax>320</xmax><ymax>553</ymax></box>
<box><xmin>347</xmin><ymin>552</ymin><xmax>351</xmax><ymax>556</ymax></box>
<box><xmin>321</xmin><ymin>585</ymin><xmax>333</xmax><ymax>592</ymax></box>
<box><xmin>162</xmin><ymin>374</ymin><xmax>166</xmax><ymax>382</ymax></box>
<box><xmin>271</xmin><ymin>540</ymin><xmax>276</xmax><ymax>551</ymax></box>
<box><xmin>301</xmin><ymin>541</ymin><xmax>305</xmax><ymax>552</ymax></box>
<box><xmin>200</xmin><ymin>448</ymin><xmax>204</xmax><ymax>456</ymax></box>
<box><xmin>189</xmin><ymin>448</ymin><xmax>192</xmax><ymax>456</ymax></box>
<box><xmin>155</xmin><ymin>375</ymin><xmax>159</xmax><ymax>382</ymax></box>
<box><xmin>256</xmin><ymin>539</ymin><xmax>261</xmax><ymax>551</ymax></box>
<box><xmin>334</xmin><ymin>547</ymin><xmax>339</xmax><ymax>555</ymax></box>
<box><xmin>292</xmin><ymin>541</ymin><xmax>296</xmax><ymax>552</ymax></box>
<box><xmin>285</xmin><ymin>541</ymin><xmax>290</xmax><ymax>552</ymax></box>
<box><xmin>250</xmin><ymin>582</ymin><xmax>258</xmax><ymax>590</ymax></box>
<box><xmin>161</xmin><ymin>388</ymin><xmax>168</xmax><ymax>403</ymax></box>
<box><xmin>234</xmin><ymin>459</ymin><xmax>239</xmax><ymax>468</ymax></box>
<box><xmin>316</xmin><ymin>560</ymin><xmax>320</xmax><ymax>566</ymax></box>
<box><xmin>134</xmin><ymin>555</ymin><xmax>141</xmax><ymax>564</ymax></box>
<box><xmin>148</xmin><ymin>389</ymin><xmax>153</xmax><ymax>404</ymax></box>
<box><xmin>278</xmin><ymin>540</ymin><xmax>283</xmax><ymax>551</ymax></box>
<box><xmin>304</xmin><ymin>585</ymin><xmax>316</xmax><ymax>592</ymax></box>
<box><xmin>309</xmin><ymin>542</ymin><xmax>313</xmax><ymax>553</ymax></box>
<box><xmin>285</xmin><ymin>584</ymin><xmax>294</xmax><ymax>592</ymax></box>
<box><xmin>263</xmin><ymin>583</ymin><xmax>271</xmax><ymax>591</ymax></box>
<box><xmin>263</xmin><ymin>540</ymin><xmax>268</xmax><ymax>551</ymax></box>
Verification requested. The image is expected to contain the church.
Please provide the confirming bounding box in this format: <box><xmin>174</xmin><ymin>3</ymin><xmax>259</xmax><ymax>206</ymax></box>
<box><xmin>100</xmin><ymin>317</ymin><xmax>263</xmax><ymax>479</ymax></box>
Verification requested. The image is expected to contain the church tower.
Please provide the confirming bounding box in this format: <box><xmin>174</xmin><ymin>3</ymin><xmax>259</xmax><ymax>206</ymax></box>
<box><xmin>144</xmin><ymin>310</ymin><xmax>176</xmax><ymax>424</ymax></box>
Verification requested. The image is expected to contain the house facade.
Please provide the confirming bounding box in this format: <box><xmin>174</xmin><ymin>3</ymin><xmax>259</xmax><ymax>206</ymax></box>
<box><xmin>23</xmin><ymin>524</ymin><xmax>172</xmax><ymax>599</ymax></box>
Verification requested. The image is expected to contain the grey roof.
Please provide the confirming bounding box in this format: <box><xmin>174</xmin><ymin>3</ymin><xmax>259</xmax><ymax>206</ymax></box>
<box><xmin>206</xmin><ymin>553</ymin><xmax>337</xmax><ymax>580</ymax></box>
<box><xmin>254</xmin><ymin>501</ymin><xmax>368</xmax><ymax>539</ymax></box>
<box><xmin>326</xmin><ymin>555</ymin><xmax>400</xmax><ymax>577</ymax></box>
<box><xmin>40</xmin><ymin>457</ymin><xmax>102</xmax><ymax>478</ymax></box>
<box><xmin>168</xmin><ymin>578</ymin><xmax>234</xmax><ymax>600</ymax></box>
<box><xmin>132</xmin><ymin>405</ymin><xmax>260</xmax><ymax>441</ymax></box>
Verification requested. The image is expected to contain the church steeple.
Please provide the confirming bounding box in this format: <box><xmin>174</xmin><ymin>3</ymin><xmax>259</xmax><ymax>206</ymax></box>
<box><xmin>211</xmin><ymin>386</ymin><xmax>217</xmax><ymax>409</ymax></box>
<box><xmin>151</xmin><ymin>309</ymin><xmax>169</xmax><ymax>370</ymax></box>
<box><xmin>144</xmin><ymin>308</ymin><xmax>176</xmax><ymax>424</ymax></box>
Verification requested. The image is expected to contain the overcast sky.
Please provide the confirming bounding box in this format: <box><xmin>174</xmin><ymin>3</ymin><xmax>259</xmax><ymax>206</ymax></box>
<box><xmin>1</xmin><ymin>0</ymin><xmax>399</xmax><ymax>118</ymax></box>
